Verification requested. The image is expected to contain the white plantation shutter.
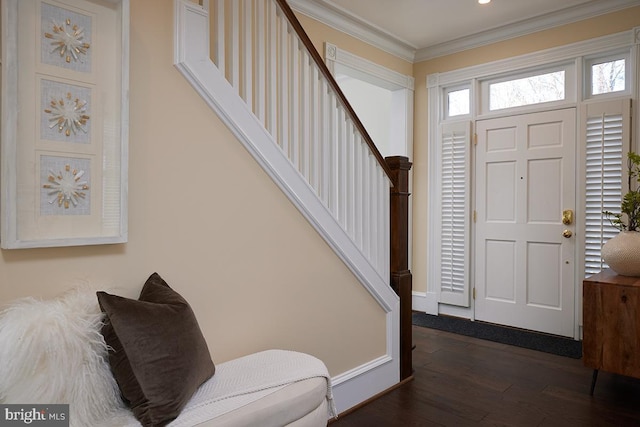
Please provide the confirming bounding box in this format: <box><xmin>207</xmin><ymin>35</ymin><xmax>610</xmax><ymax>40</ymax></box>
<box><xmin>582</xmin><ymin>99</ymin><xmax>631</xmax><ymax>277</ymax></box>
<box><xmin>439</xmin><ymin>121</ymin><xmax>471</xmax><ymax>306</ymax></box>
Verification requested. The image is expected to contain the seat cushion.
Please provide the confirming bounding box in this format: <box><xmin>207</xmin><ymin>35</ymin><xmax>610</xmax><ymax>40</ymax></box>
<box><xmin>202</xmin><ymin>376</ymin><xmax>328</xmax><ymax>427</ymax></box>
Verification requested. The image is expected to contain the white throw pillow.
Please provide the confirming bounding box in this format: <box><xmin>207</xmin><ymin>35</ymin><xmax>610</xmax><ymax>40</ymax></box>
<box><xmin>0</xmin><ymin>287</ymin><xmax>125</xmax><ymax>427</ymax></box>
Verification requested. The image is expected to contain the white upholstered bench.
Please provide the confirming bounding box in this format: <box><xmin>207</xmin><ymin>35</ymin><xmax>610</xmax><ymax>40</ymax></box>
<box><xmin>0</xmin><ymin>275</ymin><xmax>335</xmax><ymax>427</ymax></box>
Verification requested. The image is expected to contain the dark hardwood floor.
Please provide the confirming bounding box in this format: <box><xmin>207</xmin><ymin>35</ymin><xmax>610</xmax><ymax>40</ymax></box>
<box><xmin>331</xmin><ymin>325</ymin><xmax>640</xmax><ymax>426</ymax></box>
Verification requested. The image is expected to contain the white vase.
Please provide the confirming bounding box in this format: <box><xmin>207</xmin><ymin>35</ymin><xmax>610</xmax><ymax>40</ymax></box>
<box><xmin>601</xmin><ymin>231</ymin><xmax>640</xmax><ymax>276</ymax></box>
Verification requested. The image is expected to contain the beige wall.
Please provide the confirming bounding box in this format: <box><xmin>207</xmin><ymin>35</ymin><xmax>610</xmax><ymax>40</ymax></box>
<box><xmin>411</xmin><ymin>6</ymin><xmax>640</xmax><ymax>294</ymax></box>
<box><xmin>0</xmin><ymin>0</ymin><xmax>387</xmax><ymax>376</ymax></box>
<box><xmin>296</xmin><ymin>13</ymin><xmax>413</xmax><ymax>77</ymax></box>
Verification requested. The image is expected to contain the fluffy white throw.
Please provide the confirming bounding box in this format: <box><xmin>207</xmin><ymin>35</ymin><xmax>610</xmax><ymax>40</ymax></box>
<box><xmin>0</xmin><ymin>288</ymin><xmax>125</xmax><ymax>427</ymax></box>
<box><xmin>102</xmin><ymin>349</ymin><xmax>335</xmax><ymax>426</ymax></box>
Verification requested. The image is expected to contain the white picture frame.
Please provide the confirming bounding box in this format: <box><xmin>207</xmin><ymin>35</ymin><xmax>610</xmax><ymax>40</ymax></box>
<box><xmin>1</xmin><ymin>0</ymin><xmax>129</xmax><ymax>248</ymax></box>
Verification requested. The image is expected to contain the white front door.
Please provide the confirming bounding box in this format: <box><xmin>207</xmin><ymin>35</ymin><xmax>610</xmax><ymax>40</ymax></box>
<box><xmin>474</xmin><ymin>108</ymin><xmax>576</xmax><ymax>337</ymax></box>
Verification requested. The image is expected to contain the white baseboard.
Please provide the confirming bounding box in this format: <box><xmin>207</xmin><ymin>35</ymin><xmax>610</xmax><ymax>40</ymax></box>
<box><xmin>412</xmin><ymin>291</ymin><xmax>474</xmax><ymax>319</ymax></box>
<box><xmin>330</xmin><ymin>355</ymin><xmax>399</xmax><ymax>415</ymax></box>
<box><xmin>412</xmin><ymin>291</ymin><xmax>438</xmax><ymax>315</ymax></box>
<box><xmin>438</xmin><ymin>303</ymin><xmax>472</xmax><ymax>319</ymax></box>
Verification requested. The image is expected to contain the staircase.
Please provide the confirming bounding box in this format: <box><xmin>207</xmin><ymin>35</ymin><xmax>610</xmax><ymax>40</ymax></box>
<box><xmin>173</xmin><ymin>0</ymin><xmax>411</xmax><ymax>412</ymax></box>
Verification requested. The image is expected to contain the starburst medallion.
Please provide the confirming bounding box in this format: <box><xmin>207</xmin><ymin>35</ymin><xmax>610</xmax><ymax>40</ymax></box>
<box><xmin>42</xmin><ymin>164</ymin><xmax>90</xmax><ymax>209</ymax></box>
<box><xmin>44</xmin><ymin>92</ymin><xmax>90</xmax><ymax>137</ymax></box>
<box><xmin>44</xmin><ymin>18</ymin><xmax>90</xmax><ymax>64</ymax></box>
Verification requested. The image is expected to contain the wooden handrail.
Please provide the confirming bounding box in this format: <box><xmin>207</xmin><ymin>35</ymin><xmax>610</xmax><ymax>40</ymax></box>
<box><xmin>273</xmin><ymin>0</ymin><xmax>395</xmax><ymax>186</ymax></box>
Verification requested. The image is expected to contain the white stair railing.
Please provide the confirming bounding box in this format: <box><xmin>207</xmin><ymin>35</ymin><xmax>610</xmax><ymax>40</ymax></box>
<box><xmin>210</xmin><ymin>0</ymin><xmax>392</xmax><ymax>281</ymax></box>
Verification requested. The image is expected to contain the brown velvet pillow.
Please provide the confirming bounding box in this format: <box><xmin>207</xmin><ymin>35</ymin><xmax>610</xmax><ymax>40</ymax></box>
<box><xmin>97</xmin><ymin>273</ymin><xmax>215</xmax><ymax>427</ymax></box>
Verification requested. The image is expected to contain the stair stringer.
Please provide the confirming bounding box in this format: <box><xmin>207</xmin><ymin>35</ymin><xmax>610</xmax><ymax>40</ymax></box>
<box><xmin>173</xmin><ymin>0</ymin><xmax>399</xmax><ymax>414</ymax></box>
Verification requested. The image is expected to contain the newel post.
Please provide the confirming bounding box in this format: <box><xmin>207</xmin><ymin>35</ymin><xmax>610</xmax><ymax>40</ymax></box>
<box><xmin>386</xmin><ymin>155</ymin><xmax>413</xmax><ymax>381</ymax></box>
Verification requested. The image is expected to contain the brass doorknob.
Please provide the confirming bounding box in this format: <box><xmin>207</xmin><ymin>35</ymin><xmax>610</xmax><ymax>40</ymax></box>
<box><xmin>562</xmin><ymin>229</ymin><xmax>573</xmax><ymax>238</ymax></box>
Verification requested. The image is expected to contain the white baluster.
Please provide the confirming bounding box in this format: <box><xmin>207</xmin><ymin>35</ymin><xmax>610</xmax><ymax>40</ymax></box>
<box><xmin>383</xmin><ymin>171</ymin><xmax>389</xmax><ymax>276</ymax></box>
<box><xmin>230</xmin><ymin>1</ymin><xmax>240</xmax><ymax>93</ymax></box>
<box><xmin>369</xmin><ymin>154</ymin><xmax>376</xmax><ymax>261</ymax></box>
<box><xmin>362</xmin><ymin>154</ymin><xmax>378</xmax><ymax>264</ymax></box>
<box><xmin>266</xmin><ymin>0</ymin><xmax>278</xmax><ymax>136</ymax></box>
<box><xmin>242</xmin><ymin>0</ymin><xmax>253</xmax><ymax>109</ymax></box>
<box><xmin>256</xmin><ymin>0</ymin><xmax>266</xmax><ymax>124</ymax></box>
<box><xmin>354</xmin><ymin>137</ymin><xmax>364</xmax><ymax>249</ymax></box>
<box><xmin>382</xmin><ymin>170</ymin><xmax>390</xmax><ymax>277</ymax></box>
<box><xmin>321</xmin><ymin>80</ymin><xmax>331</xmax><ymax>207</ymax></box>
<box><xmin>213</xmin><ymin>0</ymin><xmax>225</xmax><ymax>73</ymax></box>
<box><xmin>346</xmin><ymin>122</ymin><xmax>356</xmax><ymax>239</ymax></box>
<box><xmin>311</xmin><ymin>64</ymin><xmax>320</xmax><ymax>193</ymax></box>
<box><xmin>337</xmin><ymin>109</ymin><xmax>347</xmax><ymax>228</ymax></box>
<box><xmin>277</xmin><ymin>11</ymin><xmax>289</xmax><ymax>152</ymax></box>
<box><xmin>329</xmin><ymin>92</ymin><xmax>339</xmax><ymax>217</ymax></box>
<box><xmin>289</xmin><ymin>38</ymin><xmax>299</xmax><ymax>165</ymax></box>
<box><xmin>300</xmin><ymin>50</ymin><xmax>310</xmax><ymax>178</ymax></box>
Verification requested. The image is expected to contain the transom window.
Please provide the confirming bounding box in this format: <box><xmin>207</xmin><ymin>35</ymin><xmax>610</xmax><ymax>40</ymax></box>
<box><xmin>592</xmin><ymin>59</ymin><xmax>625</xmax><ymax>94</ymax></box>
<box><xmin>475</xmin><ymin>63</ymin><xmax>576</xmax><ymax>115</ymax></box>
<box><xmin>489</xmin><ymin>70</ymin><xmax>565</xmax><ymax>110</ymax></box>
<box><xmin>445</xmin><ymin>87</ymin><xmax>470</xmax><ymax>118</ymax></box>
<box><xmin>585</xmin><ymin>52</ymin><xmax>629</xmax><ymax>98</ymax></box>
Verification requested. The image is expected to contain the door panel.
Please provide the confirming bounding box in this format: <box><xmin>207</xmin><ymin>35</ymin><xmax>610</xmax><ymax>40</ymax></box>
<box><xmin>485</xmin><ymin>240</ymin><xmax>516</xmax><ymax>301</ymax></box>
<box><xmin>475</xmin><ymin>108</ymin><xmax>576</xmax><ymax>337</ymax></box>
<box><xmin>486</xmin><ymin>162</ymin><xmax>516</xmax><ymax>222</ymax></box>
<box><xmin>527</xmin><ymin>242</ymin><xmax>561</xmax><ymax>307</ymax></box>
<box><xmin>528</xmin><ymin>158</ymin><xmax>562</xmax><ymax>223</ymax></box>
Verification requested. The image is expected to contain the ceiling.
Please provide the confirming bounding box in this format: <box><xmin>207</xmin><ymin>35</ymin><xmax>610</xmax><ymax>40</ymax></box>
<box><xmin>290</xmin><ymin>0</ymin><xmax>640</xmax><ymax>61</ymax></box>
<box><xmin>327</xmin><ymin>0</ymin><xmax>595</xmax><ymax>49</ymax></box>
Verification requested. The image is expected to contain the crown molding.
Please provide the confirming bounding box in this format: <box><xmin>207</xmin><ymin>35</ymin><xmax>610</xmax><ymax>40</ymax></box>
<box><xmin>415</xmin><ymin>0</ymin><xmax>640</xmax><ymax>62</ymax></box>
<box><xmin>289</xmin><ymin>0</ymin><xmax>640</xmax><ymax>64</ymax></box>
<box><xmin>429</xmin><ymin>29</ymin><xmax>635</xmax><ymax>88</ymax></box>
<box><xmin>288</xmin><ymin>0</ymin><xmax>416</xmax><ymax>63</ymax></box>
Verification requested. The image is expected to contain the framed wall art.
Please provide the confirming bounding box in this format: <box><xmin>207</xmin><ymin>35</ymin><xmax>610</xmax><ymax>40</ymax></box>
<box><xmin>1</xmin><ymin>0</ymin><xmax>129</xmax><ymax>248</ymax></box>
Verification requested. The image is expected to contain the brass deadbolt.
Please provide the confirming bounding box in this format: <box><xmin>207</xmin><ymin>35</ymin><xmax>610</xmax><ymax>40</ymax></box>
<box><xmin>562</xmin><ymin>209</ymin><xmax>574</xmax><ymax>225</ymax></box>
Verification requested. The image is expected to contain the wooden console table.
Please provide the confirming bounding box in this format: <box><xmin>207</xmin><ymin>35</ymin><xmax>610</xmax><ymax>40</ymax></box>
<box><xmin>583</xmin><ymin>269</ymin><xmax>640</xmax><ymax>395</ymax></box>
